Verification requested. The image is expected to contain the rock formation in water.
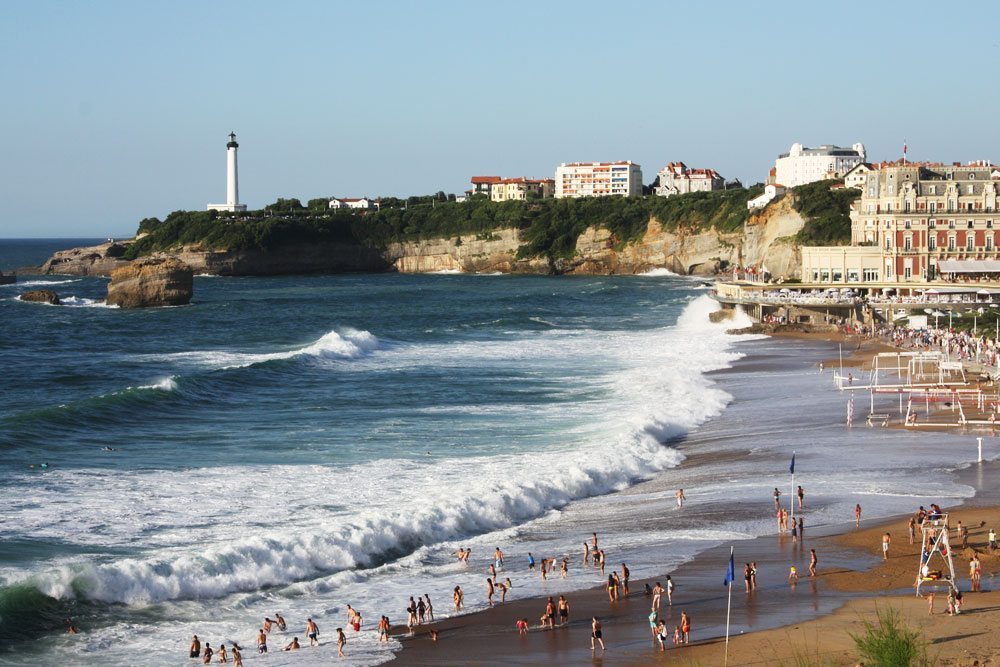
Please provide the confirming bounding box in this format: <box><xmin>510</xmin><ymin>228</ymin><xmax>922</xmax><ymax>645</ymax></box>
<box><xmin>19</xmin><ymin>289</ymin><xmax>60</xmax><ymax>305</ymax></box>
<box><xmin>106</xmin><ymin>257</ymin><xmax>194</xmax><ymax>309</ymax></box>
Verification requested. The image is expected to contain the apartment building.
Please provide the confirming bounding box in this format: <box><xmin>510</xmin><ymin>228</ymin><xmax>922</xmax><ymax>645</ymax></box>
<box><xmin>554</xmin><ymin>162</ymin><xmax>643</xmax><ymax>198</ymax></box>
<box><xmin>802</xmin><ymin>161</ymin><xmax>1000</xmax><ymax>283</ymax></box>
<box><xmin>774</xmin><ymin>142</ymin><xmax>867</xmax><ymax>188</ymax></box>
<box><xmin>470</xmin><ymin>176</ymin><xmax>502</xmax><ymax>198</ymax></box>
<box><xmin>654</xmin><ymin>162</ymin><xmax>724</xmax><ymax>197</ymax></box>
<box><xmin>490</xmin><ymin>177</ymin><xmax>555</xmax><ymax>202</ymax></box>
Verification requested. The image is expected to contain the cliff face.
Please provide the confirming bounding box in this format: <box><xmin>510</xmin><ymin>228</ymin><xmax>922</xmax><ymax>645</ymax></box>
<box><xmin>106</xmin><ymin>257</ymin><xmax>194</xmax><ymax>308</ymax></box>
<box><xmin>37</xmin><ymin>196</ymin><xmax>807</xmax><ymax>278</ymax></box>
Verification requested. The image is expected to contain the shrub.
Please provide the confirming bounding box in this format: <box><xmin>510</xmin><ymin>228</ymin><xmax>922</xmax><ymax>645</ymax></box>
<box><xmin>849</xmin><ymin>606</ymin><xmax>931</xmax><ymax>667</ymax></box>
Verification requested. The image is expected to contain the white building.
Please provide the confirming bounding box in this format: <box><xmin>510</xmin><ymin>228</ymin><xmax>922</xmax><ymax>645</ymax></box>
<box><xmin>747</xmin><ymin>184</ymin><xmax>786</xmax><ymax>210</ymax></box>
<box><xmin>208</xmin><ymin>132</ymin><xmax>248</xmax><ymax>213</ymax></box>
<box><xmin>842</xmin><ymin>162</ymin><xmax>873</xmax><ymax>190</ymax></box>
<box><xmin>654</xmin><ymin>162</ymin><xmax>725</xmax><ymax>197</ymax></box>
<box><xmin>555</xmin><ymin>161</ymin><xmax>643</xmax><ymax>198</ymax></box>
<box><xmin>329</xmin><ymin>197</ymin><xmax>379</xmax><ymax>211</ymax></box>
<box><xmin>773</xmin><ymin>142</ymin><xmax>866</xmax><ymax>188</ymax></box>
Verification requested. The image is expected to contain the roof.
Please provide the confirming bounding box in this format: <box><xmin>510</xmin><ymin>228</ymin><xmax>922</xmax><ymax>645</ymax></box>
<box><xmin>471</xmin><ymin>176</ymin><xmax>502</xmax><ymax>184</ymax></box>
<box><xmin>497</xmin><ymin>177</ymin><xmax>555</xmax><ymax>184</ymax></box>
<box><xmin>560</xmin><ymin>161</ymin><xmax>639</xmax><ymax>167</ymax></box>
<box><xmin>937</xmin><ymin>259</ymin><xmax>1000</xmax><ymax>273</ymax></box>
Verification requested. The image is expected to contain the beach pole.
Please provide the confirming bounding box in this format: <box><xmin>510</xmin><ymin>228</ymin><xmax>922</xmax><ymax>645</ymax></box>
<box><xmin>978</xmin><ymin>437</ymin><xmax>983</xmax><ymax>463</ymax></box>
<box><xmin>724</xmin><ymin>546</ymin><xmax>734</xmax><ymax>667</ymax></box>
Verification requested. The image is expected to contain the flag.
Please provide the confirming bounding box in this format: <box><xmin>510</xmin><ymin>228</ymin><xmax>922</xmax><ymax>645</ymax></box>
<box><xmin>723</xmin><ymin>552</ymin><xmax>735</xmax><ymax>586</ymax></box>
<box><xmin>789</xmin><ymin>452</ymin><xmax>796</xmax><ymax>475</ymax></box>
<box><xmin>903</xmin><ymin>141</ymin><xmax>908</xmax><ymax>156</ymax></box>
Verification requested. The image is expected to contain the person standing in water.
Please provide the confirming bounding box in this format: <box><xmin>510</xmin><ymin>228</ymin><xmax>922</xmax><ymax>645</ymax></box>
<box><xmin>218</xmin><ymin>643</ymin><xmax>228</xmax><ymax>663</ymax></box>
<box><xmin>773</xmin><ymin>488</ymin><xmax>781</xmax><ymax>509</ymax></box>
<box><xmin>855</xmin><ymin>503</ymin><xmax>862</xmax><ymax>527</ymax></box>
<box><xmin>666</xmin><ymin>575</ymin><xmax>674</xmax><ymax>605</ymax></box>
<box><xmin>680</xmin><ymin>611</ymin><xmax>691</xmax><ymax>644</ymax></box>
<box><xmin>797</xmin><ymin>485</ymin><xmax>805</xmax><ymax>510</ymax></box>
<box><xmin>676</xmin><ymin>489</ymin><xmax>686</xmax><ymax>507</ymax></box>
<box><xmin>809</xmin><ymin>549</ymin><xmax>818</xmax><ymax>577</ymax></box>
<box><xmin>528</xmin><ymin>552</ymin><xmax>536</xmax><ymax>570</ymax></box>
<box><xmin>583</xmin><ymin>542</ymin><xmax>590</xmax><ymax>566</ymax></box>
<box><xmin>424</xmin><ymin>594</ymin><xmax>434</xmax><ymax>621</ymax></box>
<box><xmin>189</xmin><ymin>635</ymin><xmax>201</xmax><ymax>658</ymax></box>
<box><xmin>256</xmin><ymin>629</ymin><xmax>267</xmax><ymax>654</ymax></box>
<box><xmin>557</xmin><ymin>595</ymin><xmax>570</xmax><ymax>626</ymax></box>
<box><xmin>453</xmin><ymin>585</ymin><xmax>464</xmax><ymax>611</ymax></box>
<box><xmin>621</xmin><ymin>562</ymin><xmax>630</xmax><ymax>596</ymax></box>
<box><xmin>590</xmin><ymin>617</ymin><xmax>605</xmax><ymax>651</ymax></box>
<box><xmin>486</xmin><ymin>577</ymin><xmax>496</xmax><ymax>607</ymax></box>
<box><xmin>306</xmin><ymin>618</ymin><xmax>319</xmax><ymax>647</ymax></box>
<box><xmin>336</xmin><ymin>628</ymin><xmax>346</xmax><ymax>658</ymax></box>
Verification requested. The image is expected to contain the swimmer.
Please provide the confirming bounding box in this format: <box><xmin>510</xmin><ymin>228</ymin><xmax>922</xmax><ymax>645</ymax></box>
<box><xmin>275</xmin><ymin>612</ymin><xmax>286</xmax><ymax>631</ymax></box>
<box><xmin>676</xmin><ymin>489</ymin><xmax>686</xmax><ymax>507</ymax></box>
<box><xmin>256</xmin><ymin>629</ymin><xmax>267</xmax><ymax>654</ymax></box>
<box><xmin>453</xmin><ymin>585</ymin><xmax>464</xmax><ymax>611</ymax></box>
<box><xmin>217</xmin><ymin>644</ymin><xmax>228</xmax><ymax>663</ymax></box>
<box><xmin>283</xmin><ymin>637</ymin><xmax>300</xmax><ymax>651</ymax></box>
<box><xmin>306</xmin><ymin>618</ymin><xmax>319</xmax><ymax>647</ymax></box>
<box><xmin>202</xmin><ymin>643</ymin><xmax>213</xmax><ymax>664</ymax></box>
<box><xmin>336</xmin><ymin>628</ymin><xmax>346</xmax><ymax>658</ymax></box>
<box><xmin>231</xmin><ymin>645</ymin><xmax>243</xmax><ymax>667</ymax></box>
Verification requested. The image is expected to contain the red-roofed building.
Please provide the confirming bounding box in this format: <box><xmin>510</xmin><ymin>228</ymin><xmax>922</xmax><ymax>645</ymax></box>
<box><xmin>654</xmin><ymin>161</ymin><xmax>725</xmax><ymax>198</ymax></box>
<box><xmin>329</xmin><ymin>197</ymin><xmax>380</xmax><ymax>211</ymax></box>
<box><xmin>470</xmin><ymin>176</ymin><xmax>502</xmax><ymax>198</ymax></box>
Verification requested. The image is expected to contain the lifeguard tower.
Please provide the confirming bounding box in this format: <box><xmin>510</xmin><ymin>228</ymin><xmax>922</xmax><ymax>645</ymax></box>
<box><xmin>915</xmin><ymin>512</ymin><xmax>958</xmax><ymax>597</ymax></box>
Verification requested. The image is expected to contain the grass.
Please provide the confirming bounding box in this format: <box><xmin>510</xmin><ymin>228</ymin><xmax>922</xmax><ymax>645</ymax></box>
<box><xmin>849</xmin><ymin>606</ymin><xmax>932</xmax><ymax>667</ymax></box>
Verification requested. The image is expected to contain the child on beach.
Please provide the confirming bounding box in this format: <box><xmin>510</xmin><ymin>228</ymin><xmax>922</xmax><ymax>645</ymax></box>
<box><xmin>673</xmin><ymin>625</ymin><xmax>682</xmax><ymax>645</ymax></box>
<box><xmin>656</xmin><ymin>620</ymin><xmax>668</xmax><ymax>651</ymax></box>
<box><xmin>680</xmin><ymin>611</ymin><xmax>691</xmax><ymax>644</ymax></box>
<box><xmin>789</xmin><ymin>565</ymin><xmax>798</xmax><ymax>583</ymax></box>
<box><xmin>336</xmin><ymin>628</ymin><xmax>346</xmax><ymax>658</ymax></box>
<box><xmin>517</xmin><ymin>618</ymin><xmax>529</xmax><ymax>635</ymax></box>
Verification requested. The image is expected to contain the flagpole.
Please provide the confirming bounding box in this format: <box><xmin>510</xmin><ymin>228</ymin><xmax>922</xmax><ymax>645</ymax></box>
<box><xmin>724</xmin><ymin>545</ymin><xmax>734</xmax><ymax>667</ymax></box>
<box><xmin>790</xmin><ymin>451</ymin><xmax>796</xmax><ymax>528</ymax></box>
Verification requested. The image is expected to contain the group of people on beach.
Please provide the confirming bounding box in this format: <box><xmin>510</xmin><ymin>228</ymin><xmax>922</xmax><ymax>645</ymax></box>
<box><xmin>186</xmin><ymin>613</ymin><xmax>330</xmax><ymax>662</ymax></box>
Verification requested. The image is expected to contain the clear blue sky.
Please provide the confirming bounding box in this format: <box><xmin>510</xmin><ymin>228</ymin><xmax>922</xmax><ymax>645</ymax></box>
<box><xmin>1</xmin><ymin>0</ymin><xmax>997</xmax><ymax>237</ymax></box>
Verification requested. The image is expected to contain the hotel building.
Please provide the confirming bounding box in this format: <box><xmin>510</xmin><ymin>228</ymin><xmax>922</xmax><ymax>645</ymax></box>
<box><xmin>654</xmin><ymin>162</ymin><xmax>724</xmax><ymax>198</ymax></box>
<box><xmin>801</xmin><ymin>161</ymin><xmax>1000</xmax><ymax>283</ymax></box>
<box><xmin>774</xmin><ymin>142</ymin><xmax>867</xmax><ymax>188</ymax></box>
<box><xmin>554</xmin><ymin>161</ymin><xmax>643</xmax><ymax>198</ymax></box>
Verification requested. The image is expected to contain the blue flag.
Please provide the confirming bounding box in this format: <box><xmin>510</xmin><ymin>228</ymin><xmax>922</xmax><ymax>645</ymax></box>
<box><xmin>789</xmin><ymin>452</ymin><xmax>796</xmax><ymax>475</ymax></box>
<box><xmin>723</xmin><ymin>552</ymin><xmax>735</xmax><ymax>586</ymax></box>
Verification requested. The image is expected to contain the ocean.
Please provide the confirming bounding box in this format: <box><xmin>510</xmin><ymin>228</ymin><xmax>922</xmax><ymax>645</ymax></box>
<box><xmin>0</xmin><ymin>239</ymin><xmax>987</xmax><ymax>665</ymax></box>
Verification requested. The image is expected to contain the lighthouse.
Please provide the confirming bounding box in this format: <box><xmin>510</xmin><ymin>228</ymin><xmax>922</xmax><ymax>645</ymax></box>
<box><xmin>208</xmin><ymin>132</ymin><xmax>248</xmax><ymax>213</ymax></box>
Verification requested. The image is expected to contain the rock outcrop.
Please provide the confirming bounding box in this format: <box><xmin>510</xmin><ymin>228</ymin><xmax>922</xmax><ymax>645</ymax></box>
<box><xmin>35</xmin><ymin>240</ymin><xmax>133</xmax><ymax>276</ymax></box>
<box><xmin>19</xmin><ymin>289</ymin><xmax>60</xmax><ymax>305</ymax></box>
<box><xmin>106</xmin><ymin>258</ymin><xmax>194</xmax><ymax>309</ymax></box>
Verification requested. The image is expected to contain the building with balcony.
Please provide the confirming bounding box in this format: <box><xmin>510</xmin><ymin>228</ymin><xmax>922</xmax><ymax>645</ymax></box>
<box><xmin>802</xmin><ymin>160</ymin><xmax>1000</xmax><ymax>283</ymax></box>
<box><xmin>555</xmin><ymin>161</ymin><xmax>642</xmax><ymax>198</ymax></box>
<box><xmin>470</xmin><ymin>176</ymin><xmax>502</xmax><ymax>198</ymax></box>
<box><xmin>490</xmin><ymin>177</ymin><xmax>555</xmax><ymax>202</ymax></box>
<box><xmin>654</xmin><ymin>162</ymin><xmax>725</xmax><ymax>198</ymax></box>
<box><xmin>774</xmin><ymin>142</ymin><xmax>867</xmax><ymax>188</ymax></box>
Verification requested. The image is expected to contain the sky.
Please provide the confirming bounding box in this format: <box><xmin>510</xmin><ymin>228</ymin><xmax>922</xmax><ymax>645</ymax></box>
<box><xmin>1</xmin><ymin>0</ymin><xmax>998</xmax><ymax>237</ymax></box>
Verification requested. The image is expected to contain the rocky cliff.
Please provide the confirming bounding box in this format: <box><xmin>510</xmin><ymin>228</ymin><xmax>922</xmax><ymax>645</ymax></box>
<box><xmin>106</xmin><ymin>257</ymin><xmax>194</xmax><ymax>308</ymax></box>
<box><xmin>36</xmin><ymin>196</ymin><xmax>808</xmax><ymax>278</ymax></box>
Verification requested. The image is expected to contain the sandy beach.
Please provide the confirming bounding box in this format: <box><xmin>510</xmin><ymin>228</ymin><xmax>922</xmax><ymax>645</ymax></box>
<box><xmin>392</xmin><ymin>331</ymin><xmax>1000</xmax><ymax>666</ymax></box>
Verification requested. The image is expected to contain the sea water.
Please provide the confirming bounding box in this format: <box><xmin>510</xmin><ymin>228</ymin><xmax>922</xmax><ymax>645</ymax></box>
<box><xmin>0</xmin><ymin>240</ymin><xmax>988</xmax><ymax>665</ymax></box>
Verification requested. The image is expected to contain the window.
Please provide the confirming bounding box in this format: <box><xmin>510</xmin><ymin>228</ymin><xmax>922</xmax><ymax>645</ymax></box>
<box><xmin>968</xmin><ymin>202</ymin><xmax>974</xmax><ymax>211</ymax></box>
<box><xmin>821</xmin><ymin>269</ymin><xmax>830</xmax><ymax>281</ymax></box>
<box><xmin>971</xmin><ymin>173</ymin><xmax>977</xmax><ymax>180</ymax></box>
<box><xmin>863</xmin><ymin>268</ymin><xmax>879</xmax><ymax>281</ymax></box>
<box><xmin>949</xmin><ymin>199</ymin><xmax>956</xmax><ymax>212</ymax></box>
<box><xmin>968</xmin><ymin>185</ymin><xmax>975</xmax><ymax>195</ymax></box>
<box><xmin>905</xmin><ymin>201</ymin><xmax>911</xmax><ymax>212</ymax></box>
<box><xmin>949</xmin><ymin>220</ymin><xmax>956</xmax><ymax>229</ymax></box>
<box><xmin>904</xmin><ymin>235</ymin><xmax>912</xmax><ymax>250</ymax></box>
<box><xmin>969</xmin><ymin>220</ymin><xmax>975</xmax><ymax>229</ymax></box>
<box><xmin>967</xmin><ymin>236</ymin><xmax>975</xmax><ymax>250</ymax></box>
<box><xmin>832</xmin><ymin>271</ymin><xmax>843</xmax><ymax>282</ymax></box>
<box><xmin>989</xmin><ymin>220</ymin><xmax>994</xmax><ymax>229</ymax></box>
<box><xmin>885</xmin><ymin>262</ymin><xmax>893</xmax><ymax>277</ymax></box>
<box><xmin>929</xmin><ymin>236</ymin><xmax>936</xmax><ymax>250</ymax></box>
<box><xmin>929</xmin><ymin>219</ymin><xmax>936</xmax><ymax>228</ymax></box>
<box><xmin>930</xmin><ymin>201</ymin><xmax>937</xmax><ymax>212</ymax></box>
<box><xmin>988</xmin><ymin>236</ymin><xmax>994</xmax><ymax>251</ymax></box>
<box><xmin>812</xmin><ymin>270</ymin><xmax>819</xmax><ymax>282</ymax></box>
<box><xmin>948</xmin><ymin>236</ymin><xmax>956</xmax><ymax>250</ymax></box>
<box><xmin>905</xmin><ymin>219</ymin><xmax>911</xmax><ymax>229</ymax></box>
<box><xmin>885</xmin><ymin>235</ymin><xmax>892</xmax><ymax>249</ymax></box>
<box><xmin>904</xmin><ymin>266</ymin><xmax>912</xmax><ymax>279</ymax></box>
<box><xmin>848</xmin><ymin>270</ymin><xmax>860</xmax><ymax>282</ymax></box>
<box><xmin>928</xmin><ymin>185</ymin><xmax>936</xmax><ymax>195</ymax></box>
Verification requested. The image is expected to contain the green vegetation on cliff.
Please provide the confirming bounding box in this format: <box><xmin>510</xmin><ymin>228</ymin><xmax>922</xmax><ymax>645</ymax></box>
<box><xmin>792</xmin><ymin>180</ymin><xmax>859</xmax><ymax>246</ymax></box>
<box><xmin>127</xmin><ymin>187</ymin><xmax>764</xmax><ymax>262</ymax></box>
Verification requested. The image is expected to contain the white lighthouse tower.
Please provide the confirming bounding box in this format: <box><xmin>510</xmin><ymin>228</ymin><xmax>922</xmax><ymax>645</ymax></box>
<box><xmin>208</xmin><ymin>132</ymin><xmax>248</xmax><ymax>213</ymax></box>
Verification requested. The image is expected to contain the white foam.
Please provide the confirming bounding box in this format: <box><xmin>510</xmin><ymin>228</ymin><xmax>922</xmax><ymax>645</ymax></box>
<box><xmin>60</xmin><ymin>296</ymin><xmax>119</xmax><ymax>308</ymax></box>
<box><xmin>137</xmin><ymin>376</ymin><xmax>178</xmax><ymax>392</ymax></box>
<box><xmin>149</xmin><ymin>328</ymin><xmax>380</xmax><ymax>370</ymax></box>
<box><xmin>1</xmin><ymin>278</ymin><xmax>80</xmax><ymax>287</ymax></box>
<box><xmin>638</xmin><ymin>268</ymin><xmax>680</xmax><ymax>276</ymax></box>
<box><xmin>428</xmin><ymin>268</ymin><xmax>463</xmax><ymax>274</ymax></box>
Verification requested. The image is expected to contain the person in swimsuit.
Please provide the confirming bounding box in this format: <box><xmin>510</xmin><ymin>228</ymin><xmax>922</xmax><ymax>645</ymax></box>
<box><xmin>417</xmin><ymin>597</ymin><xmax>426</xmax><ymax>623</ymax></box>
<box><xmin>598</xmin><ymin>549</ymin><xmax>606</xmax><ymax>575</ymax></box>
<box><xmin>453</xmin><ymin>585</ymin><xmax>464</xmax><ymax>611</ymax></box>
<box><xmin>202</xmin><ymin>643</ymin><xmax>213</xmax><ymax>665</ymax></box>
<box><xmin>744</xmin><ymin>563</ymin><xmax>752</xmax><ymax>593</ymax></box>
<box><xmin>607</xmin><ymin>574</ymin><xmax>618</xmax><ymax>602</ymax></box>
<box><xmin>656</xmin><ymin>620</ymin><xmax>669</xmax><ymax>652</ymax></box>
<box><xmin>495</xmin><ymin>547</ymin><xmax>504</xmax><ymax>569</ymax></box>
<box><xmin>590</xmin><ymin>617</ymin><xmax>605</xmax><ymax>651</ymax></box>
<box><xmin>583</xmin><ymin>542</ymin><xmax>590</xmax><ymax>566</ymax></box>
<box><xmin>497</xmin><ymin>579</ymin><xmax>509</xmax><ymax>603</ymax></box>
<box><xmin>256</xmin><ymin>629</ymin><xmax>267</xmax><ymax>654</ymax></box>
<box><xmin>676</xmin><ymin>489</ymin><xmax>686</xmax><ymax>507</ymax></box>
<box><xmin>336</xmin><ymin>628</ymin><xmax>346</xmax><ymax>658</ymax></box>
<box><xmin>517</xmin><ymin>618</ymin><xmax>529</xmax><ymax>635</ymax></box>
<box><xmin>528</xmin><ymin>552</ymin><xmax>535</xmax><ymax>570</ymax></box>
<box><xmin>855</xmin><ymin>503</ymin><xmax>862</xmax><ymax>527</ymax></box>
<box><xmin>666</xmin><ymin>575</ymin><xmax>674</xmax><ymax>605</ymax></box>
<box><xmin>561</xmin><ymin>558</ymin><xmax>569</xmax><ymax>578</ymax></box>
<box><xmin>424</xmin><ymin>594</ymin><xmax>434</xmax><ymax>621</ymax></box>
<box><xmin>283</xmin><ymin>637</ymin><xmax>300</xmax><ymax>651</ymax></box>
<box><xmin>791</xmin><ymin>519</ymin><xmax>798</xmax><ymax>543</ymax></box>
<box><xmin>274</xmin><ymin>613</ymin><xmax>286</xmax><ymax>631</ymax></box>
<box><xmin>190</xmin><ymin>635</ymin><xmax>201</xmax><ymax>658</ymax></box>
<box><xmin>809</xmin><ymin>549</ymin><xmax>818</xmax><ymax>577</ymax></box>
<box><xmin>592</xmin><ymin>532</ymin><xmax>599</xmax><ymax>552</ymax></box>
<box><xmin>231</xmin><ymin>645</ymin><xmax>243</xmax><ymax>667</ymax></box>
<box><xmin>773</xmin><ymin>488</ymin><xmax>781</xmax><ymax>509</ymax></box>
<box><xmin>621</xmin><ymin>562</ymin><xmax>630</xmax><ymax>595</ymax></box>
<box><xmin>651</xmin><ymin>581</ymin><xmax>663</xmax><ymax>610</ymax></box>
<box><xmin>789</xmin><ymin>565</ymin><xmax>798</xmax><ymax>582</ymax></box>
<box><xmin>557</xmin><ymin>595</ymin><xmax>569</xmax><ymax>626</ymax></box>
<box><xmin>306</xmin><ymin>618</ymin><xmax>319</xmax><ymax>647</ymax></box>
<box><xmin>750</xmin><ymin>562</ymin><xmax>758</xmax><ymax>590</ymax></box>
<box><xmin>882</xmin><ymin>532</ymin><xmax>891</xmax><ymax>560</ymax></box>
<box><xmin>217</xmin><ymin>643</ymin><xmax>228</xmax><ymax>663</ymax></box>
<box><xmin>797</xmin><ymin>485</ymin><xmax>804</xmax><ymax>510</ymax></box>
<box><xmin>263</xmin><ymin>617</ymin><xmax>275</xmax><ymax>634</ymax></box>
<box><xmin>540</xmin><ymin>558</ymin><xmax>547</xmax><ymax>580</ymax></box>
<box><xmin>543</xmin><ymin>597</ymin><xmax>556</xmax><ymax>629</ymax></box>
<box><xmin>680</xmin><ymin>611</ymin><xmax>691</xmax><ymax>644</ymax></box>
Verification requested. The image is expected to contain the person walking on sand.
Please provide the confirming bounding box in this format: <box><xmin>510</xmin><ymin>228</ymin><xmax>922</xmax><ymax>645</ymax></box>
<box><xmin>666</xmin><ymin>575</ymin><xmax>674</xmax><ymax>605</ymax></box>
<box><xmin>306</xmin><ymin>618</ymin><xmax>319</xmax><ymax>647</ymax></box>
<box><xmin>612</xmin><ymin>570</ymin><xmax>623</xmax><ymax>598</ymax></box>
<box><xmin>621</xmin><ymin>562</ymin><xmax>630</xmax><ymax>595</ymax></box>
<box><xmin>486</xmin><ymin>577</ymin><xmax>495</xmax><ymax>607</ymax></box>
<box><xmin>336</xmin><ymin>628</ymin><xmax>346</xmax><ymax>658</ymax></box>
<box><xmin>590</xmin><ymin>617</ymin><xmax>605</xmax><ymax>651</ymax></box>
<box><xmin>989</xmin><ymin>527</ymin><xmax>998</xmax><ymax>551</ymax></box>
<box><xmin>927</xmin><ymin>592</ymin><xmax>935</xmax><ymax>615</ymax></box>
<box><xmin>680</xmin><ymin>611</ymin><xmax>691</xmax><ymax>644</ymax></box>
<box><xmin>651</xmin><ymin>581</ymin><xmax>663</xmax><ymax>610</ymax></box>
<box><xmin>676</xmin><ymin>489</ymin><xmax>686</xmax><ymax>507</ymax></box>
<box><xmin>908</xmin><ymin>516</ymin><xmax>916</xmax><ymax>545</ymax></box>
<box><xmin>545</xmin><ymin>597</ymin><xmax>556</xmax><ymax>629</ymax></box>
<box><xmin>797</xmin><ymin>485</ymin><xmax>805</xmax><ymax>510</ymax></box>
<box><xmin>454</xmin><ymin>585</ymin><xmax>464</xmax><ymax>611</ymax></box>
<box><xmin>882</xmin><ymin>532</ymin><xmax>891</xmax><ymax>560</ymax></box>
<box><xmin>855</xmin><ymin>503</ymin><xmax>862</xmax><ymax>527</ymax></box>
<box><xmin>809</xmin><ymin>549</ymin><xmax>818</xmax><ymax>577</ymax></box>
<box><xmin>558</xmin><ymin>595</ymin><xmax>570</xmax><ymax>626</ymax></box>
<box><xmin>607</xmin><ymin>574</ymin><xmax>618</xmax><ymax>602</ymax></box>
